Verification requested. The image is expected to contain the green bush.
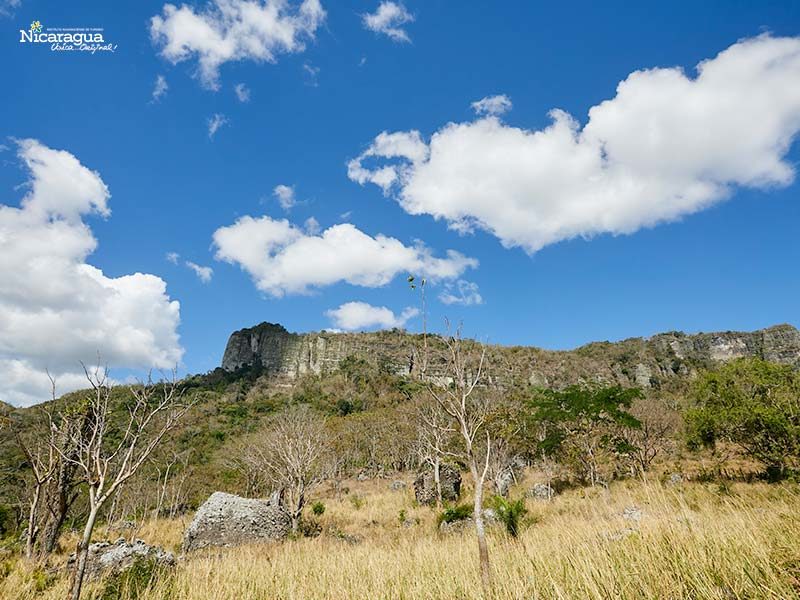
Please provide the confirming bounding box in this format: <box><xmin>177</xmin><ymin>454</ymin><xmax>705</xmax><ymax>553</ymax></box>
<box><xmin>685</xmin><ymin>358</ymin><xmax>800</xmax><ymax>480</ymax></box>
<box><xmin>491</xmin><ymin>495</ymin><xmax>528</xmax><ymax>538</ymax></box>
<box><xmin>437</xmin><ymin>503</ymin><xmax>473</xmax><ymax>526</ymax></box>
<box><xmin>311</xmin><ymin>501</ymin><xmax>326</xmax><ymax>516</ymax></box>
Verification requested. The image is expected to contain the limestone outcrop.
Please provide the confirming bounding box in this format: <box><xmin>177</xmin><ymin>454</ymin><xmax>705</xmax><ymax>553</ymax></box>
<box><xmin>414</xmin><ymin>465</ymin><xmax>462</xmax><ymax>505</ymax></box>
<box><xmin>183</xmin><ymin>491</ymin><xmax>291</xmax><ymax>552</ymax></box>
<box><xmin>220</xmin><ymin>322</ymin><xmax>800</xmax><ymax>391</ymax></box>
<box><xmin>67</xmin><ymin>539</ymin><xmax>174</xmax><ymax>579</ymax></box>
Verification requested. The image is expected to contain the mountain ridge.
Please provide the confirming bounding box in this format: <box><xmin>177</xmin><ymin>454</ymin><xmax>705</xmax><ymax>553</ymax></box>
<box><xmin>221</xmin><ymin>322</ymin><xmax>800</xmax><ymax>390</ymax></box>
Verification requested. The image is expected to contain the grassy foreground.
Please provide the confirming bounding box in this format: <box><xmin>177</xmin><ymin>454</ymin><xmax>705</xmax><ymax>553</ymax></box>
<box><xmin>3</xmin><ymin>479</ymin><xmax>800</xmax><ymax>599</ymax></box>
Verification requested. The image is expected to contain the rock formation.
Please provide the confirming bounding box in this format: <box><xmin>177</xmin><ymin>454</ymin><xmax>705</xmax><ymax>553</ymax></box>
<box><xmin>67</xmin><ymin>538</ymin><xmax>175</xmax><ymax>579</ymax></box>
<box><xmin>183</xmin><ymin>491</ymin><xmax>291</xmax><ymax>552</ymax></box>
<box><xmin>220</xmin><ymin>322</ymin><xmax>800</xmax><ymax>390</ymax></box>
<box><xmin>414</xmin><ymin>465</ymin><xmax>462</xmax><ymax>505</ymax></box>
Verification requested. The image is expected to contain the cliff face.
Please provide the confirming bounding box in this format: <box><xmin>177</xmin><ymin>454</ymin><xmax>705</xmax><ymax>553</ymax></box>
<box><xmin>221</xmin><ymin>322</ymin><xmax>800</xmax><ymax>389</ymax></box>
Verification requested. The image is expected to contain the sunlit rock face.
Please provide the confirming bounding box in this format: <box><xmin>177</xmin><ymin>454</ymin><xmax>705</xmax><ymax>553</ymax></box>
<box><xmin>220</xmin><ymin>322</ymin><xmax>800</xmax><ymax>389</ymax></box>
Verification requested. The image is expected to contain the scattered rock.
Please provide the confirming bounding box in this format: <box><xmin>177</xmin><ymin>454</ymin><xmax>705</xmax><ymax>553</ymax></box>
<box><xmin>527</xmin><ymin>482</ymin><xmax>555</xmax><ymax>501</ymax></box>
<box><xmin>622</xmin><ymin>506</ymin><xmax>643</xmax><ymax>522</ymax></box>
<box><xmin>493</xmin><ymin>469</ymin><xmax>515</xmax><ymax>497</ymax></box>
<box><xmin>667</xmin><ymin>473</ymin><xmax>683</xmax><ymax>486</ymax></box>
<box><xmin>439</xmin><ymin>510</ymin><xmax>496</xmax><ymax>534</ymax></box>
<box><xmin>389</xmin><ymin>480</ymin><xmax>406</xmax><ymax>491</ymax></box>
<box><xmin>528</xmin><ymin>371</ymin><xmax>549</xmax><ymax>387</ymax></box>
<box><xmin>634</xmin><ymin>363</ymin><xmax>653</xmax><ymax>388</ymax></box>
<box><xmin>183</xmin><ymin>491</ymin><xmax>291</xmax><ymax>552</ymax></box>
<box><xmin>439</xmin><ymin>517</ymin><xmax>473</xmax><ymax>534</ymax></box>
<box><xmin>67</xmin><ymin>539</ymin><xmax>174</xmax><ymax>580</ymax></box>
<box><xmin>413</xmin><ymin>465</ymin><xmax>461</xmax><ymax>505</ymax></box>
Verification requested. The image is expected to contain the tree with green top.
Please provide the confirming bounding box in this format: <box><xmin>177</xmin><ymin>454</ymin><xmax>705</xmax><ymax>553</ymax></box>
<box><xmin>529</xmin><ymin>385</ymin><xmax>642</xmax><ymax>486</ymax></box>
<box><xmin>685</xmin><ymin>358</ymin><xmax>800</xmax><ymax>481</ymax></box>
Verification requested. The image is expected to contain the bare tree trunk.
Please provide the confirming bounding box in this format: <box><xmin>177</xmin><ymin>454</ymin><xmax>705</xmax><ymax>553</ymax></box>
<box><xmin>67</xmin><ymin>505</ymin><xmax>98</xmax><ymax>600</ymax></box>
<box><xmin>25</xmin><ymin>486</ymin><xmax>41</xmax><ymax>559</ymax></box>
<box><xmin>433</xmin><ymin>456</ymin><xmax>442</xmax><ymax>508</ymax></box>
<box><xmin>469</xmin><ymin>457</ymin><xmax>491</xmax><ymax>596</ymax></box>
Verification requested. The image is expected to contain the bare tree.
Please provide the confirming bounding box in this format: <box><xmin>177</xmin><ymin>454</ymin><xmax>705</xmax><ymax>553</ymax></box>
<box><xmin>14</xmin><ymin>422</ymin><xmax>57</xmax><ymax>559</ymax></box>
<box><xmin>239</xmin><ymin>405</ymin><xmax>332</xmax><ymax>532</ymax></box>
<box><xmin>623</xmin><ymin>398</ymin><xmax>678</xmax><ymax>478</ymax></box>
<box><xmin>428</xmin><ymin>322</ymin><xmax>493</xmax><ymax>595</ymax></box>
<box><xmin>9</xmin><ymin>376</ymin><xmax>69</xmax><ymax>559</ymax></box>
<box><xmin>54</xmin><ymin>366</ymin><xmax>194</xmax><ymax>600</ymax></box>
<box><xmin>414</xmin><ymin>400</ymin><xmax>454</xmax><ymax>508</ymax></box>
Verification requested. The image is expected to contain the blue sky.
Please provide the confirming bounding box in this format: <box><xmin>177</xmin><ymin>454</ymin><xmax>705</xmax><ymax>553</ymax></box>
<box><xmin>0</xmin><ymin>0</ymin><xmax>799</xmax><ymax>405</ymax></box>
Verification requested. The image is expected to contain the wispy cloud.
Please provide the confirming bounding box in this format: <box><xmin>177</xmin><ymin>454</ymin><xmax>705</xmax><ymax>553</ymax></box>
<box><xmin>185</xmin><ymin>261</ymin><xmax>213</xmax><ymax>283</ymax></box>
<box><xmin>273</xmin><ymin>184</ymin><xmax>297</xmax><ymax>211</ymax></box>
<box><xmin>207</xmin><ymin>113</ymin><xmax>228</xmax><ymax>139</ymax></box>
<box><xmin>151</xmin><ymin>74</ymin><xmax>169</xmax><ymax>103</ymax></box>
<box><xmin>234</xmin><ymin>82</ymin><xmax>251</xmax><ymax>102</ymax></box>
<box><xmin>362</xmin><ymin>1</ymin><xmax>414</xmax><ymax>43</ymax></box>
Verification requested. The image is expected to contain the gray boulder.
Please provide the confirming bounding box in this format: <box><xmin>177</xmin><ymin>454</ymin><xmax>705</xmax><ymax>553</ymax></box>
<box><xmin>527</xmin><ymin>482</ymin><xmax>555</xmax><ymax>501</ymax></box>
<box><xmin>493</xmin><ymin>469</ymin><xmax>515</xmax><ymax>497</ymax></box>
<box><xmin>389</xmin><ymin>480</ymin><xmax>407</xmax><ymax>491</ymax></box>
<box><xmin>666</xmin><ymin>472</ymin><xmax>684</xmax><ymax>486</ymax></box>
<box><xmin>439</xmin><ymin>510</ymin><xmax>497</xmax><ymax>534</ymax></box>
<box><xmin>67</xmin><ymin>538</ymin><xmax>174</xmax><ymax>580</ymax></box>
<box><xmin>183</xmin><ymin>491</ymin><xmax>291</xmax><ymax>552</ymax></box>
<box><xmin>622</xmin><ymin>506</ymin><xmax>643</xmax><ymax>522</ymax></box>
<box><xmin>414</xmin><ymin>465</ymin><xmax>461</xmax><ymax>505</ymax></box>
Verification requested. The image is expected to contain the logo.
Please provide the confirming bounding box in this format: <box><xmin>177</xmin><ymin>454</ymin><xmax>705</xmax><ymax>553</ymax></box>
<box><xmin>19</xmin><ymin>20</ymin><xmax>118</xmax><ymax>54</ymax></box>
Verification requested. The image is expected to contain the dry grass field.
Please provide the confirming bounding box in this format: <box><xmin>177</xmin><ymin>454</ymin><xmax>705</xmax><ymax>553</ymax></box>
<box><xmin>3</xmin><ymin>477</ymin><xmax>800</xmax><ymax>600</ymax></box>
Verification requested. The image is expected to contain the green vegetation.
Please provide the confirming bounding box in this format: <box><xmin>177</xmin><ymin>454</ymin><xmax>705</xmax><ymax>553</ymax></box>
<box><xmin>437</xmin><ymin>503</ymin><xmax>473</xmax><ymax>525</ymax></box>
<box><xmin>686</xmin><ymin>358</ymin><xmax>800</xmax><ymax>480</ymax></box>
<box><xmin>490</xmin><ymin>496</ymin><xmax>527</xmax><ymax>538</ymax></box>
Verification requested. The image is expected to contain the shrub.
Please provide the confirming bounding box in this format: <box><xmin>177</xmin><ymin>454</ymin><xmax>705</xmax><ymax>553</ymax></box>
<box><xmin>491</xmin><ymin>495</ymin><xmax>528</xmax><ymax>538</ymax></box>
<box><xmin>349</xmin><ymin>495</ymin><xmax>365</xmax><ymax>510</ymax></box>
<box><xmin>685</xmin><ymin>358</ymin><xmax>800</xmax><ymax>480</ymax></box>
<box><xmin>311</xmin><ymin>501</ymin><xmax>326</xmax><ymax>516</ymax></box>
<box><xmin>437</xmin><ymin>503</ymin><xmax>472</xmax><ymax>526</ymax></box>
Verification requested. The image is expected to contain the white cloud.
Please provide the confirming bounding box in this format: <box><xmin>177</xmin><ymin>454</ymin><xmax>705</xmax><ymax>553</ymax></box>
<box><xmin>326</xmin><ymin>301</ymin><xmax>418</xmax><ymax>331</ymax></box>
<box><xmin>0</xmin><ymin>139</ymin><xmax>182</xmax><ymax>406</ymax></box>
<box><xmin>303</xmin><ymin>216</ymin><xmax>320</xmax><ymax>234</ymax></box>
<box><xmin>212</xmin><ymin>215</ymin><xmax>477</xmax><ymax>297</ymax></box>
<box><xmin>303</xmin><ymin>62</ymin><xmax>319</xmax><ymax>86</ymax></box>
<box><xmin>185</xmin><ymin>261</ymin><xmax>213</xmax><ymax>283</ymax></box>
<box><xmin>273</xmin><ymin>184</ymin><xmax>296</xmax><ymax>210</ymax></box>
<box><xmin>152</xmin><ymin>74</ymin><xmax>169</xmax><ymax>102</ymax></box>
<box><xmin>439</xmin><ymin>279</ymin><xmax>483</xmax><ymax>306</ymax></box>
<box><xmin>234</xmin><ymin>82</ymin><xmax>251</xmax><ymax>102</ymax></box>
<box><xmin>347</xmin><ymin>130</ymin><xmax>428</xmax><ymax>193</ymax></box>
<box><xmin>150</xmin><ymin>0</ymin><xmax>325</xmax><ymax>90</ymax></box>
<box><xmin>349</xmin><ymin>35</ymin><xmax>800</xmax><ymax>253</ymax></box>
<box><xmin>208</xmin><ymin>113</ymin><xmax>228</xmax><ymax>138</ymax></box>
<box><xmin>471</xmin><ymin>94</ymin><xmax>511</xmax><ymax>116</ymax></box>
<box><xmin>166</xmin><ymin>251</ymin><xmax>180</xmax><ymax>264</ymax></box>
<box><xmin>362</xmin><ymin>1</ymin><xmax>414</xmax><ymax>43</ymax></box>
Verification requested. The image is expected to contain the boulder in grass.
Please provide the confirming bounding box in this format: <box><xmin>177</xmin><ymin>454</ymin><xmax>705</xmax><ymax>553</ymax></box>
<box><xmin>183</xmin><ymin>491</ymin><xmax>291</xmax><ymax>552</ymax></box>
<box><xmin>67</xmin><ymin>538</ymin><xmax>174</xmax><ymax>580</ymax></box>
<box><xmin>413</xmin><ymin>465</ymin><xmax>461</xmax><ymax>505</ymax></box>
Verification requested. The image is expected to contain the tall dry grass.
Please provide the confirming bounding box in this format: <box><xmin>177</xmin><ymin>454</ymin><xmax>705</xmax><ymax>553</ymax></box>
<box><xmin>3</xmin><ymin>479</ymin><xmax>799</xmax><ymax>599</ymax></box>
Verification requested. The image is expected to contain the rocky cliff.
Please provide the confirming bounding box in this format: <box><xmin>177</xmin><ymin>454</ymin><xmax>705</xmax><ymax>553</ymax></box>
<box><xmin>221</xmin><ymin>322</ymin><xmax>800</xmax><ymax>389</ymax></box>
